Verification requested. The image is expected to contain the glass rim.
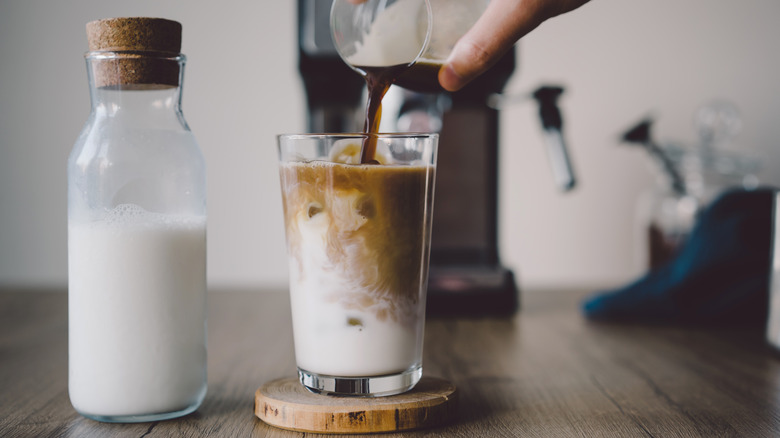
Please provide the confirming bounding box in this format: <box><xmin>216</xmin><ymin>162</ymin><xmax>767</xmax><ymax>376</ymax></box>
<box><xmin>84</xmin><ymin>51</ymin><xmax>186</xmax><ymax>62</ymax></box>
<box><xmin>278</xmin><ymin>133</ymin><xmax>439</xmax><ymax>141</ymax></box>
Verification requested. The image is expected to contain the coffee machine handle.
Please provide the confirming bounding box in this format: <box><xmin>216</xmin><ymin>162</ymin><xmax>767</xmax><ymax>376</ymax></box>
<box><xmin>532</xmin><ymin>86</ymin><xmax>577</xmax><ymax>192</ymax></box>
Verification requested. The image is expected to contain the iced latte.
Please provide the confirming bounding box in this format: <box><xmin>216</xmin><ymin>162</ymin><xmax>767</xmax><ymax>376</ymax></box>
<box><xmin>278</xmin><ymin>134</ymin><xmax>437</xmax><ymax>396</ymax></box>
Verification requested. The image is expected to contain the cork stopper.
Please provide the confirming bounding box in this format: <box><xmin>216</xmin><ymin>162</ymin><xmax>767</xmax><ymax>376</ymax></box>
<box><xmin>86</xmin><ymin>17</ymin><xmax>183</xmax><ymax>89</ymax></box>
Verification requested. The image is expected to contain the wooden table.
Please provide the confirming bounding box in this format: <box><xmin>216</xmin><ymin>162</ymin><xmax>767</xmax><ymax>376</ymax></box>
<box><xmin>2</xmin><ymin>288</ymin><xmax>780</xmax><ymax>437</ymax></box>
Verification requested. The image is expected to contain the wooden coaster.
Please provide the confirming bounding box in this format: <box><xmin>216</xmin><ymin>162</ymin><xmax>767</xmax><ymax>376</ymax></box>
<box><xmin>255</xmin><ymin>376</ymin><xmax>458</xmax><ymax>434</ymax></box>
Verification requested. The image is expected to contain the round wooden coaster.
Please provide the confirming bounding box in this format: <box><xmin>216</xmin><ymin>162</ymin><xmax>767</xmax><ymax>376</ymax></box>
<box><xmin>255</xmin><ymin>376</ymin><xmax>458</xmax><ymax>434</ymax></box>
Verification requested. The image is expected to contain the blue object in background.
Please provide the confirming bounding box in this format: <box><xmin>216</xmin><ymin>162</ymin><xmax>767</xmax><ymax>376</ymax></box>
<box><xmin>583</xmin><ymin>188</ymin><xmax>774</xmax><ymax>326</ymax></box>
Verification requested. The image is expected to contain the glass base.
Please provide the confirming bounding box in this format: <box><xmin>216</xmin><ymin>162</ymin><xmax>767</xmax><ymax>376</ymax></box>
<box><xmin>77</xmin><ymin>397</ymin><xmax>203</xmax><ymax>423</ymax></box>
<box><xmin>299</xmin><ymin>365</ymin><xmax>422</xmax><ymax>397</ymax></box>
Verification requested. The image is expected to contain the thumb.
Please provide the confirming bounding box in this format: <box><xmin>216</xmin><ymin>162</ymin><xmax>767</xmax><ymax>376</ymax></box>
<box><xmin>438</xmin><ymin>0</ymin><xmax>583</xmax><ymax>92</ymax></box>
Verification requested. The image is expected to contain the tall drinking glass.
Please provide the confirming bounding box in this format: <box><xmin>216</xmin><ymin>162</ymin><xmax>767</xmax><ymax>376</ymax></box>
<box><xmin>278</xmin><ymin>133</ymin><xmax>437</xmax><ymax>396</ymax></box>
<box><xmin>767</xmin><ymin>191</ymin><xmax>780</xmax><ymax>349</ymax></box>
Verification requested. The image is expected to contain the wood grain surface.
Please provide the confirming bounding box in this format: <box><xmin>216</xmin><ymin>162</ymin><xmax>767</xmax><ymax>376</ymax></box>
<box><xmin>255</xmin><ymin>376</ymin><xmax>457</xmax><ymax>433</ymax></box>
<box><xmin>255</xmin><ymin>376</ymin><xmax>457</xmax><ymax>434</ymax></box>
<box><xmin>2</xmin><ymin>288</ymin><xmax>780</xmax><ymax>437</ymax></box>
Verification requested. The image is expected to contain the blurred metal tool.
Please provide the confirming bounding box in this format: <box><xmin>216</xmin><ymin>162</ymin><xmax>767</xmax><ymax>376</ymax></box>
<box><xmin>488</xmin><ymin>85</ymin><xmax>577</xmax><ymax>192</ymax></box>
<box><xmin>532</xmin><ymin>86</ymin><xmax>576</xmax><ymax>192</ymax></box>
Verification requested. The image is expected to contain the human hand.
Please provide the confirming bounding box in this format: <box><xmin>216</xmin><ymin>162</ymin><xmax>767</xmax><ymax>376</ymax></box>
<box><xmin>439</xmin><ymin>0</ymin><xmax>590</xmax><ymax>91</ymax></box>
<box><xmin>344</xmin><ymin>0</ymin><xmax>590</xmax><ymax>91</ymax></box>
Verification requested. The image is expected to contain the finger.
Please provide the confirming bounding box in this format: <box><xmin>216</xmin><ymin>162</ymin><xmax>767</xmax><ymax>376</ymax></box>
<box><xmin>438</xmin><ymin>0</ymin><xmax>543</xmax><ymax>92</ymax></box>
<box><xmin>438</xmin><ymin>0</ymin><xmax>588</xmax><ymax>92</ymax></box>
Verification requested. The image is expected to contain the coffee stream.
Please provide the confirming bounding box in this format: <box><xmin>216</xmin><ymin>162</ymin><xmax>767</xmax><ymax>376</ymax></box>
<box><xmin>354</xmin><ymin>62</ymin><xmax>443</xmax><ymax>164</ymax></box>
<box><xmin>354</xmin><ymin>64</ymin><xmax>408</xmax><ymax>164</ymax></box>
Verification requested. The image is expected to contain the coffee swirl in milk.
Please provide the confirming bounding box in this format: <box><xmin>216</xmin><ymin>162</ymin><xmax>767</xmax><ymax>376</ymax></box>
<box><xmin>280</xmin><ymin>155</ymin><xmax>434</xmax><ymax>325</ymax></box>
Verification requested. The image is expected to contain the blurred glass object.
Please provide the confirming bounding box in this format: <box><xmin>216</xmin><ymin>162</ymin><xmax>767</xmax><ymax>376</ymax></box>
<box><xmin>631</xmin><ymin>101</ymin><xmax>761</xmax><ymax>270</ymax></box>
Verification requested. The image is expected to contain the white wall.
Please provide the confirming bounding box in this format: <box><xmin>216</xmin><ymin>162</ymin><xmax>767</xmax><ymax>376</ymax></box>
<box><xmin>500</xmin><ymin>0</ymin><xmax>780</xmax><ymax>289</ymax></box>
<box><xmin>1</xmin><ymin>0</ymin><xmax>779</xmax><ymax>291</ymax></box>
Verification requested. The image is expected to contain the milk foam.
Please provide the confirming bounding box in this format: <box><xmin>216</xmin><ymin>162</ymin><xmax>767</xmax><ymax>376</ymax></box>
<box><xmin>98</xmin><ymin>203</ymin><xmax>205</xmax><ymax>228</ymax></box>
<box><xmin>346</xmin><ymin>0</ymin><xmax>428</xmax><ymax>67</ymax></box>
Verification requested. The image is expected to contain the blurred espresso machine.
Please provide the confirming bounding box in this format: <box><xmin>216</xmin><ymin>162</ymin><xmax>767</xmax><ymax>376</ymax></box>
<box><xmin>298</xmin><ymin>0</ymin><xmax>575</xmax><ymax>315</ymax></box>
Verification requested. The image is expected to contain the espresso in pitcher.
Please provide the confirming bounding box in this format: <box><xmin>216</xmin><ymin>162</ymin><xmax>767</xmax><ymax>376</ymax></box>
<box><xmin>394</xmin><ymin>61</ymin><xmax>444</xmax><ymax>93</ymax></box>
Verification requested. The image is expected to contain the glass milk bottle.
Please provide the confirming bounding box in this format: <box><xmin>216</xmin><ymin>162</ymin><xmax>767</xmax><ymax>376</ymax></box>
<box><xmin>67</xmin><ymin>17</ymin><xmax>207</xmax><ymax>422</ymax></box>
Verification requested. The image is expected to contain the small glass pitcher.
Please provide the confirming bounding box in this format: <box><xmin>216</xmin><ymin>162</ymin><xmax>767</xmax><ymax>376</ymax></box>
<box><xmin>330</xmin><ymin>0</ymin><xmax>489</xmax><ymax>92</ymax></box>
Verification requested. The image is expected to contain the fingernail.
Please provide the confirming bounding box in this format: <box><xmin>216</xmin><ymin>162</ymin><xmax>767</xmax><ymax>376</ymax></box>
<box><xmin>439</xmin><ymin>64</ymin><xmax>464</xmax><ymax>92</ymax></box>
